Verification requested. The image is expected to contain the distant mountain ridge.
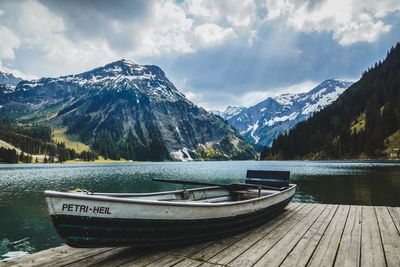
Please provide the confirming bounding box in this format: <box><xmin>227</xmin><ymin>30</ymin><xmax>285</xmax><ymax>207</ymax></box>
<box><xmin>216</xmin><ymin>79</ymin><xmax>353</xmax><ymax>147</ymax></box>
<box><xmin>0</xmin><ymin>71</ymin><xmax>22</xmax><ymax>85</ymax></box>
<box><xmin>262</xmin><ymin>43</ymin><xmax>400</xmax><ymax>160</ymax></box>
<box><xmin>0</xmin><ymin>71</ymin><xmax>23</xmax><ymax>99</ymax></box>
<box><xmin>213</xmin><ymin>106</ymin><xmax>246</xmax><ymax>120</ymax></box>
<box><xmin>0</xmin><ymin>60</ymin><xmax>256</xmax><ymax>161</ymax></box>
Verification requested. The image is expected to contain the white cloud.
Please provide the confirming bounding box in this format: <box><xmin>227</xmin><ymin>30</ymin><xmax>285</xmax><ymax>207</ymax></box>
<box><xmin>0</xmin><ymin>26</ymin><xmax>20</xmax><ymax>59</ymax></box>
<box><xmin>132</xmin><ymin>1</ymin><xmax>195</xmax><ymax>56</ymax></box>
<box><xmin>133</xmin><ymin>0</ymin><xmax>257</xmax><ymax>56</ymax></box>
<box><xmin>194</xmin><ymin>23</ymin><xmax>234</xmax><ymax>45</ymax></box>
<box><xmin>335</xmin><ymin>16</ymin><xmax>391</xmax><ymax>45</ymax></box>
<box><xmin>184</xmin><ymin>0</ymin><xmax>260</xmax><ymax>46</ymax></box>
<box><xmin>185</xmin><ymin>0</ymin><xmax>257</xmax><ymax>27</ymax></box>
<box><xmin>0</xmin><ymin>0</ymin><xmax>117</xmax><ymax>76</ymax></box>
<box><xmin>265</xmin><ymin>0</ymin><xmax>400</xmax><ymax>45</ymax></box>
<box><xmin>272</xmin><ymin>80</ymin><xmax>319</xmax><ymax>95</ymax></box>
<box><xmin>0</xmin><ymin>60</ymin><xmax>36</xmax><ymax>80</ymax></box>
<box><xmin>0</xmin><ymin>0</ymin><xmax>260</xmax><ymax>77</ymax></box>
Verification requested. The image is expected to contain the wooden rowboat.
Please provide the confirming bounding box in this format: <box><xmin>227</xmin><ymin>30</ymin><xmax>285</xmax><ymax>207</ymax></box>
<box><xmin>45</xmin><ymin>170</ymin><xmax>296</xmax><ymax>248</ymax></box>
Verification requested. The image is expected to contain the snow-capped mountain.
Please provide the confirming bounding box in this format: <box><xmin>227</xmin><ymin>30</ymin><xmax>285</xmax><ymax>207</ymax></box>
<box><xmin>214</xmin><ymin>106</ymin><xmax>246</xmax><ymax>120</ymax></box>
<box><xmin>0</xmin><ymin>71</ymin><xmax>22</xmax><ymax>85</ymax></box>
<box><xmin>0</xmin><ymin>71</ymin><xmax>23</xmax><ymax>99</ymax></box>
<box><xmin>12</xmin><ymin>59</ymin><xmax>186</xmax><ymax>104</ymax></box>
<box><xmin>1</xmin><ymin>60</ymin><xmax>255</xmax><ymax>160</ymax></box>
<box><xmin>219</xmin><ymin>79</ymin><xmax>353</xmax><ymax>147</ymax></box>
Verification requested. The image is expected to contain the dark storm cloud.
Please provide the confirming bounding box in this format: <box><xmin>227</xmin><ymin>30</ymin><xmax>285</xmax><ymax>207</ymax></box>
<box><xmin>40</xmin><ymin>0</ymin><xmax>154</xmax><ymax>50</ymax></box>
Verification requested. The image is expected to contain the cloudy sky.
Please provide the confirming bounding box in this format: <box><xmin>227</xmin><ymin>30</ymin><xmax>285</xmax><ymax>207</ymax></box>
<box><xmin>0</xmin><ymin>0</ymin><xmax>399</xmax><ymax>110</ymax></box>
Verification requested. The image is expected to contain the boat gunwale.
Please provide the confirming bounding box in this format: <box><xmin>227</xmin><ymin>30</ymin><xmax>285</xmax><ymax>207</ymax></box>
<box><xmin>44</xmin><ymin>184</ymin><xmax>296</xmax><ymax>207</ymax></box>
<box><xmin>92</xmin><ymin>186</ymin><xmax>222</xmax><ymax>197</ymax></box>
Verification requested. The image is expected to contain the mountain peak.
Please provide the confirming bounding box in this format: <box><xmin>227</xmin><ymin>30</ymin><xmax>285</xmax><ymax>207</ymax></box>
<box><xmin>113</xmin><ymin>59</ymin><xmax>139</xmax><ymax>67</ymax></box>
<box><xmin>120</xmin><ymin>58</ymin><xmax>136</xmax><ymax>64</ymax></box>
<box><xmin>100</xmin><ymin>59</ymin><xmax>144</xmax><ymax>74</ymax></box>
<box><xmin>219</xmin><ymin>79</ymin><xmax>353</xmax><ymax>146</ymax></box>
<box><xmin>0</xmin><ymin>71</ymin><xmax>23</xmax><ymax>85</ymax></box>
<box><xmin>213</xmin><ymin>106</ymin><xmax>246</xmax><ymax>120</ymax></box>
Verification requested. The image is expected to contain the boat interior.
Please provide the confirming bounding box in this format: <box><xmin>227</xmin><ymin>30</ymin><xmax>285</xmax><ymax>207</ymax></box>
<box><xmin>89</xmin><ymin>186</ymin><xmax>290</xmax><ymax>203</ymax></box>
<box><xmin>69</xmin><ymin>170</ymin><xmax>293</xmax><ymax>204</ymax></box>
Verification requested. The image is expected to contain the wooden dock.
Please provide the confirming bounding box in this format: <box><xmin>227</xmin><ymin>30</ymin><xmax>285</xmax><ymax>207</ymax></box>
<box><xmin>2</xmin><ymin>203</ymin><xmax>400</xmax><ymax>267</ymax></box>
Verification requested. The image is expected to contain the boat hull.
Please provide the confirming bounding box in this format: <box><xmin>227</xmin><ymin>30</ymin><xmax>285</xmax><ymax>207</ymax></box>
<box><xmin>45</xmin><ymin>186</ymin><xmax>295</xmax><ymax>247</ymax></box>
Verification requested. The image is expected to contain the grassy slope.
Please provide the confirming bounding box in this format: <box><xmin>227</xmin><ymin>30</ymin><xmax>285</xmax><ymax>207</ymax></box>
<box><xmin>350</xmin><ymin>112</ymin><xmax>366</xmax><ymax>134</ymax></box>
<box><xmin>52</xmin><ymin>128</ymin><xmax>130</xmax><ymax>162</ymax></box>
<box><xmin>52</xmin><ymin>127</ymin><xmax>90</xmax><ymax>153</ymax></box>
<box><xmin>383</xmin><ymin>130</ymin><xmax>400</xmax><ymax>158</ymax></box>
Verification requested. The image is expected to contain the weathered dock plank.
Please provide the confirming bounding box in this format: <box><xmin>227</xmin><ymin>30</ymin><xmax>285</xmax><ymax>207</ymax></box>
<box><xmin>279</xmin><ymin>204</ymin><xmax>338</xmax><ymax>267</ymax></box>
<box><xmin>183</xmin><ymin>202</ymin><xmax>304</xmax><ymax>265</ymax></box>
<box><xmin>304</xmin><ymin>205</ymin><xmax>350</xmax><ymax>267</ymax></box>
<box><xmin>253</xmin><ymin>204</ymin><xmax>329</xmax><ymax>267</ymax></box>
<box><xmin>375</xmin><ymin>206</ymin><xmax>400</xmax><ymax>266</ymax></box>
<box><xmin>2</xmin><ymin>203</ymin><xmax>400</xmax><ymax>267</ymax></box>
<box><xmin>206</xmin><ymin>203</ymin><xmax>311</xmax><ymax>266</ymax></box>
<box><xmin>361</xmin><ymin>206</ymin><xmax>386</xmax><ymax>266</ymax></box>
<box><xmin>387</xmin><ymin>206</ymin><xmax>400</xmax><ymax>234</ymax></box>
<box><xmin>334</xmin><ymin>205</ymin><xmax>362</xmax><ymax>267</ymax></box>
<box><xmin>227</xmin><ymin>203</ymin><xmax>318</xmax><ymax>266</ymax></box>
<box><xmin>1</xmin><ymin>246</ymin><xmax>115</xmax><ymax>267</ymax></box>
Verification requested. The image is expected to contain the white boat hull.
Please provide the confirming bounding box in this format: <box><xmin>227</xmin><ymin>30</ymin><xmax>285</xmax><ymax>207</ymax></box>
<box><xmin>45</xmin><ymin>185</ymin><xmax>296</xmax><ymax>247</ymax></box>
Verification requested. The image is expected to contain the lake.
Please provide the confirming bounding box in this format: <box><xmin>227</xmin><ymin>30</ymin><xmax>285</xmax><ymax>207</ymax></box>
<box><xmin>1</xmin><ymin>160</ymin><xmax>400</xmax><ymax>259</ymax></box>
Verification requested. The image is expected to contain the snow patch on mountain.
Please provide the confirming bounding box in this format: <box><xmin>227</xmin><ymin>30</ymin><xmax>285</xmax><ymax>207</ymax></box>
<box><xmin>219</xmin><ymin>79</ymin><xmax>353</xmax><ymax>147</ymax></box>
<box><xmin>15</xmin><ymin>60</ymin><xmax>187</xmax><ymax>103</ymax></box>
<box><xmin>264</xmin><ymin>112</ymin><xmax>298</xmax><ymax>127</ymax></box>
<box><xmin>214</xmin><ymin>106</ymin><xmax>246</xmax><ymax>120</ymax></box>
<box><xmin>0</xmin><ymin>71</ymin><xmax>23</xmax><ymax>85</ymax></box>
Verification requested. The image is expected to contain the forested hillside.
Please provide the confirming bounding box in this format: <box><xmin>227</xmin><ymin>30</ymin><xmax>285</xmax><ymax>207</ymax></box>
<box><xmin>262</xmin><ymin>43</ymin><xmax>400</xmax><ymax>159</ymax></box>
<box><xmin>0</xmin><ymin>115</ymin><xmax>97</xmax><ymax>163</ymax></box>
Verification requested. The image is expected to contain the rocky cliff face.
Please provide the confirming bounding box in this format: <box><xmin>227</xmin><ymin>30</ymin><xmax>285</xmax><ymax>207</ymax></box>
<box><xmin>0</xmin><ymin>60</ymin><xmax>255</xmax><ymax>161</ymax></box>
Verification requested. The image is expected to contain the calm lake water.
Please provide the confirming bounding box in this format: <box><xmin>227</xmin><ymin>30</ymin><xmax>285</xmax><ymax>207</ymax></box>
<box><xmin>1</xmin><ymin>160</ymin><xmax>400</xmax><ymax>259</ymax></box>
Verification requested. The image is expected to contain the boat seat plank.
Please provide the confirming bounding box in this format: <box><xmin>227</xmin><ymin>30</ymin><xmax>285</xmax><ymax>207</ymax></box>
<box><xmin>246</xmin><ymin>170</ymin><xmax>290</xmax><ymax>188</ymax></box>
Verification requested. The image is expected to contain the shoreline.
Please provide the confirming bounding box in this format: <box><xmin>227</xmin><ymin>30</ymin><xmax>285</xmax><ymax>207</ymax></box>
<box><xmin>1</xmin><ymin>158</ymin><xmax>400</xmax><ymax>164</ymax></box>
